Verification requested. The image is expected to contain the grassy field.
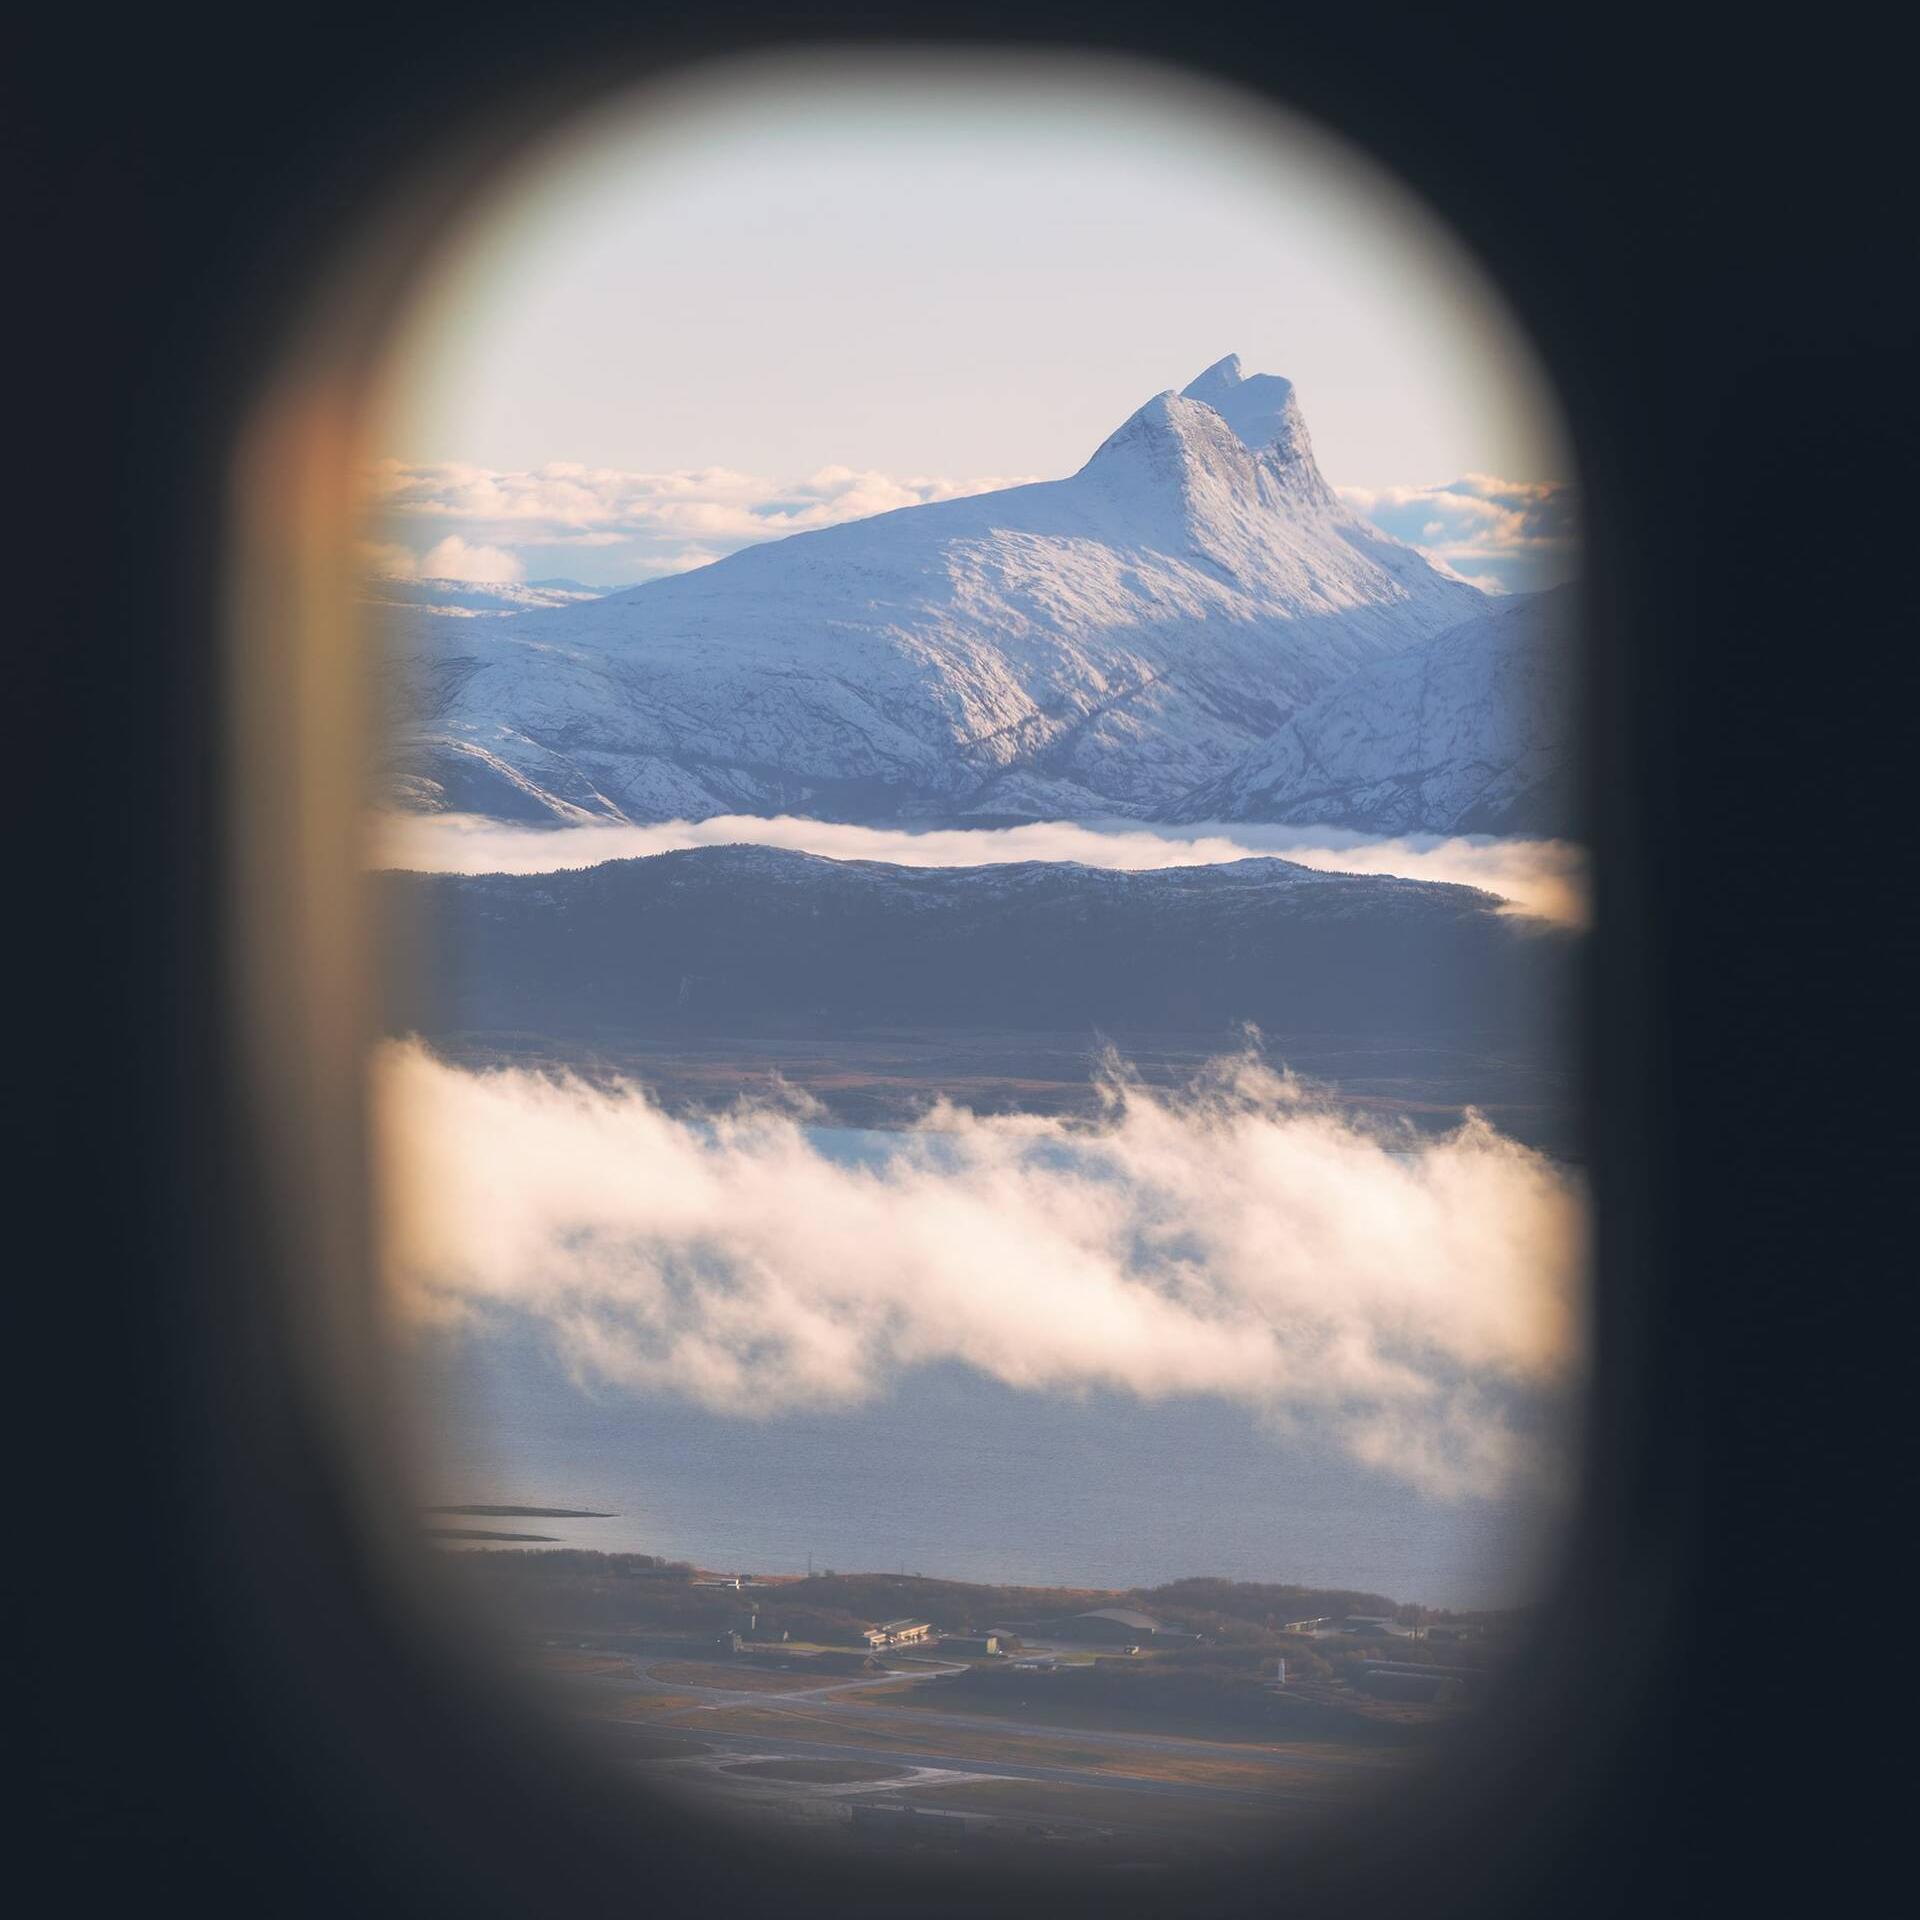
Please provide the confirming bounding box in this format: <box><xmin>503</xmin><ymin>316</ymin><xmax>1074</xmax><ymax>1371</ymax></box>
<box><xmin>599</xmin><ymin>1691</ymin><xmax>708</xmax><ymax>1721</ymax></box>
<box><xmin>880</xmin><ymin>1669</ymin><xmax>1422</xmax><ymax>1749</ymax></box>
<box><xmin>595</xmin><ymin>1695</ymin><xmax>1376</xmax><ymax>1793</ymax></box>
<box><xmin>523</xmin><ymin>1651</ymin><xmax>631</xmax><ymax>1678</ymax></box>
<box><xmin>721</xmin><ymin>1759</ymin><xmax>904</xmax><ymax>1785</ymax></box>
<box><xmin>896</xmin><ymin>1775</ymin><xmax>1279</xmax><ymax>1836</ymax></box>
<box><xmin>651</xmin><ymin>1660</ymin><xmax>843</xmax><ymax>1693</ymax></box>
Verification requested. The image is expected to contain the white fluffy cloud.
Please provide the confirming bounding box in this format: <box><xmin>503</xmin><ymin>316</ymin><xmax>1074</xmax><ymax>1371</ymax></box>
<box><xmin>363</xmin><ymin>459</ymin><xmax>1040</xmax><ymax>584</ymax></box>
<box><xmin>378</xmin><ymin>1041</ymin><xmax>1585</xmax><ymax>1500</ymax></box>
<box><xmin>369</xmin><ymin>813</ymin><xmax>1590</xmax><ymax>929</ymax></box>
<box><xmin>416</xmin><ymin>535</ymin><xmax>526</xmax><ymax>583</ymax></box>
<box><xmin>364</xmin><ymin>458</ymin><xmax>1575</xmax><ymax>592</ymax></box>
<box><xmin>1337</xmin><ymin>475</ymin><xmax>1579</xmax><ymax>595</ymax></box>
<box><xmin>362</xmin><ymin>533</ymin><xmax>528</xmax><ymax>583</ymax></box>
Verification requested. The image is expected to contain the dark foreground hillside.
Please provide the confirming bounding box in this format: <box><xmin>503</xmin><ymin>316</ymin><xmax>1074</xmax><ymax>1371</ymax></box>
<box><xmin>382</xmin><ymin>847</ymin><xmax>1576</xmax><ymax>1048</ymax></box>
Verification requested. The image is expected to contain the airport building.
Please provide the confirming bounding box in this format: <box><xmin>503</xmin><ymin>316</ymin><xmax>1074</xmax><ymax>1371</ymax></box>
<box><xmin>863</xmin><ymin>1617</ymin><xmax>933</xmax><ymax>1649</ymax></box>
<box><xmin>1047</xmin><ymin>1607</ymin><xmax>1203</xmax><ymax>1650</ymax></box>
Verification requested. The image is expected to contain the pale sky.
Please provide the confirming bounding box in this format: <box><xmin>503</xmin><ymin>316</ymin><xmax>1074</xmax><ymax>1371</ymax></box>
<box><xmin>369</xmin><ymin>51</ymin><xmax>1577</xmax><ymax>592</ymax></box>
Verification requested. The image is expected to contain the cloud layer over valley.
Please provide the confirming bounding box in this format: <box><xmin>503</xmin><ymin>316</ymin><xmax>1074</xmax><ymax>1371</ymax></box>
<box><xmin>379</xmin><ymin>1042</ymin><xmax>1586</xmax><ymax>1501</ymax></box>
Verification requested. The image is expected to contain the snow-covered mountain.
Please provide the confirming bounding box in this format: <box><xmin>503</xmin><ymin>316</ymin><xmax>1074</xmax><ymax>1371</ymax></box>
<box><xmin>365</xmin><ymin>576</ymin><xmax>604</xmax><ymax>617</ymax></box>
<box><xmin>382</xmin><ymin>356</ymin><xmax>1499</xmax><ymax>827</ymax></box>
<box><xmin>1164</xmin><ymin>585</ymin><xmax>1578</xmax><ymax>835</ymax></box>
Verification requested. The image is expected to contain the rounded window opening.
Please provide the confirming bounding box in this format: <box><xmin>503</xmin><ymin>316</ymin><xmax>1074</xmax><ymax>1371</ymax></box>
<box><xmin>349</xmin><ymin>47</ymin><xmax>1588</xmax><ymax>1874</ymax></box>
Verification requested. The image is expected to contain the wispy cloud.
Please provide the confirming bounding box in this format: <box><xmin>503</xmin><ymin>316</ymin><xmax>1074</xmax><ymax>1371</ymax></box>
<box><xmin>1337</xmin><ymin>475</ymin><xmax>1580</xmax><ymax>595</ymax></box>
<box><xmin>363</xmin><ymin>459</ymin><xmax>1041</xmax><ymax>584</ymax></box>
<box><xmin>369</xmin><ymin>813</ymin><xmax>1590</xmax><ymax>929</ymax></box>
<box><xmin>379</xmin><ymin>1040</ymin><xmax>1585</xmax><ymax>1500</ymax></box>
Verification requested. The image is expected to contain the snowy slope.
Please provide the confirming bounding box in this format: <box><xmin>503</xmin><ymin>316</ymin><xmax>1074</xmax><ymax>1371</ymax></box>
<box><xmin>383</xmin><ymin>356</ymin><xmax>1487</xmax><ymax>825</ymax></box>
<box><xmin>1163</xmin><ymin>586</ymin><xmax>1578</xmax><ymax>834</ymax></box>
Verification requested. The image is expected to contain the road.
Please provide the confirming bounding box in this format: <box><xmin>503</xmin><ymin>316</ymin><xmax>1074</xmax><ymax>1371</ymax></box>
<box><xmin>572</xmin><ymin>1651</ymin><xmax>1386</xmax><ymax>1792</ymax></box>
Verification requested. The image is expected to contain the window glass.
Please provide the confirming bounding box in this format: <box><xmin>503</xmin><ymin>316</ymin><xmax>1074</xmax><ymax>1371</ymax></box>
<box><xmin>367</xmin><ymin>50</ymin><xmax>1587</xmax><ymax>1866</ymax></box>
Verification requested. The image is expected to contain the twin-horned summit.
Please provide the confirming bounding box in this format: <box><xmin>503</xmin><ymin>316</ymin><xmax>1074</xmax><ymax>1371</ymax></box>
<box><xmin>1081</xmin><ymin>355</ymin><xmax>1335</xmax><ymax>508</ymax></box>
<box><xmin>387</xmin><ymin>354</ymin><xmax>1571</xmax><ymax>837</ymax></box>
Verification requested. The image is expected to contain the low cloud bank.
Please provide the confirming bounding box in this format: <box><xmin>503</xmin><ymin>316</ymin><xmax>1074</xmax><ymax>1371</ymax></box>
<box><xmin>1337</xmin><ymin>475</ymin><xmax>1580</xmax><ymax>597</ymax></box>
<box><xmin>362</xmin><ymin>460</ymin><xmax>1573</xmax><ymax>592</ymax></box>
<box><xmin>364</xmin><ymin>459</ymin><xmax>1041</xmax><ymax>585</ymax></box>
<box><xmin>371</xmin><ymin>813</ymin><xmax>1589</xmax><ymax>928</ymax></box>
<box><xmin>379</xmin><ymin>1041</ymin><xmax>1585</xmax><ymax>1500</ymax></box>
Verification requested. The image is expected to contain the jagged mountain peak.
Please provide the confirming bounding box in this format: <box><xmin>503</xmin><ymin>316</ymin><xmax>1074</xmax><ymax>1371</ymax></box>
<box><xmin>386</xmin><ymin>358</ymin><xmax>1499</xmax><ymax>830</ymax></box>
<box><xmin>1185</xmin><ymin>351</ymin><xmax>1250</xmax><ymax>393</ymax></box>
<box><xmin>1078</xmin><ymin>388</ymin><xmax>1255</xmax><ymax>488</ymax></box>
<box><xmin>1072</xmin><ymin>356</ymin><xmax>1333</xmax><ymax>515</ymax></box>
<box><xmin>1180</xmin><ymin>355</ymin><xmax>1320</xmax><ymax>480</ymax></box>
<box><xmin>1077</xmin><ymin>374</ymin><xmax>1331</xmax><ymax>513</ymax></box>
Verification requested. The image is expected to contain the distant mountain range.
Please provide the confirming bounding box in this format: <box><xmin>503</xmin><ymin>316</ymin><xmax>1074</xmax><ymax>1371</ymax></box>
<box><xmin>383</xmin><ymin>845</ymin><xmax>1571</xmax><ymax>1044</ymax></box>
<box><xmin>367</xmin><ymin>577</ymin><xmax>602</xmax><ymax>617</ymax></box>
<box><xmin>379</xmin><ymin>357</ymin><xmax>1576</xmax><ymax>835</ymax></box>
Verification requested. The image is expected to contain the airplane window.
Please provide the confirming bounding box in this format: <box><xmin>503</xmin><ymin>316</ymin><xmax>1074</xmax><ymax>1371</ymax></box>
<box><xmin>337</xmin><ymin>48</ymin><xmax>1587</xmax><ymax>1873</ymax></box>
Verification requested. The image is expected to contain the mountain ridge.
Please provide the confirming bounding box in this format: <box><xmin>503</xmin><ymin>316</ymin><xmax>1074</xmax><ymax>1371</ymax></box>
<box><xmin>383</xmin><ymin>842</ymin><xmax>1570</xmax><ymax>1047</ymax></box>
<box><xmin>1162</xmin><ymin>585</ymin><xmax>1578</xmax><ymax>834</ymax></box>
<box><xmin>380</xmin><ymin>358</ymin><xmax>1569</xmax><ymax>832</ymax></box>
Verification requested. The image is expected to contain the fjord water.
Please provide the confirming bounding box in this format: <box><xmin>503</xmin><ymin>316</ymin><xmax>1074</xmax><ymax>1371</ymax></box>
<box><xmin>419</xmin><ymin>1328</ymin><xmax>1555</xmax><ymax>1611</ymax></box>
<box><xmin>413</xmin><ymin>1126</ymin><xmax>1567</xmax><ymax>1613</ymax></box>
